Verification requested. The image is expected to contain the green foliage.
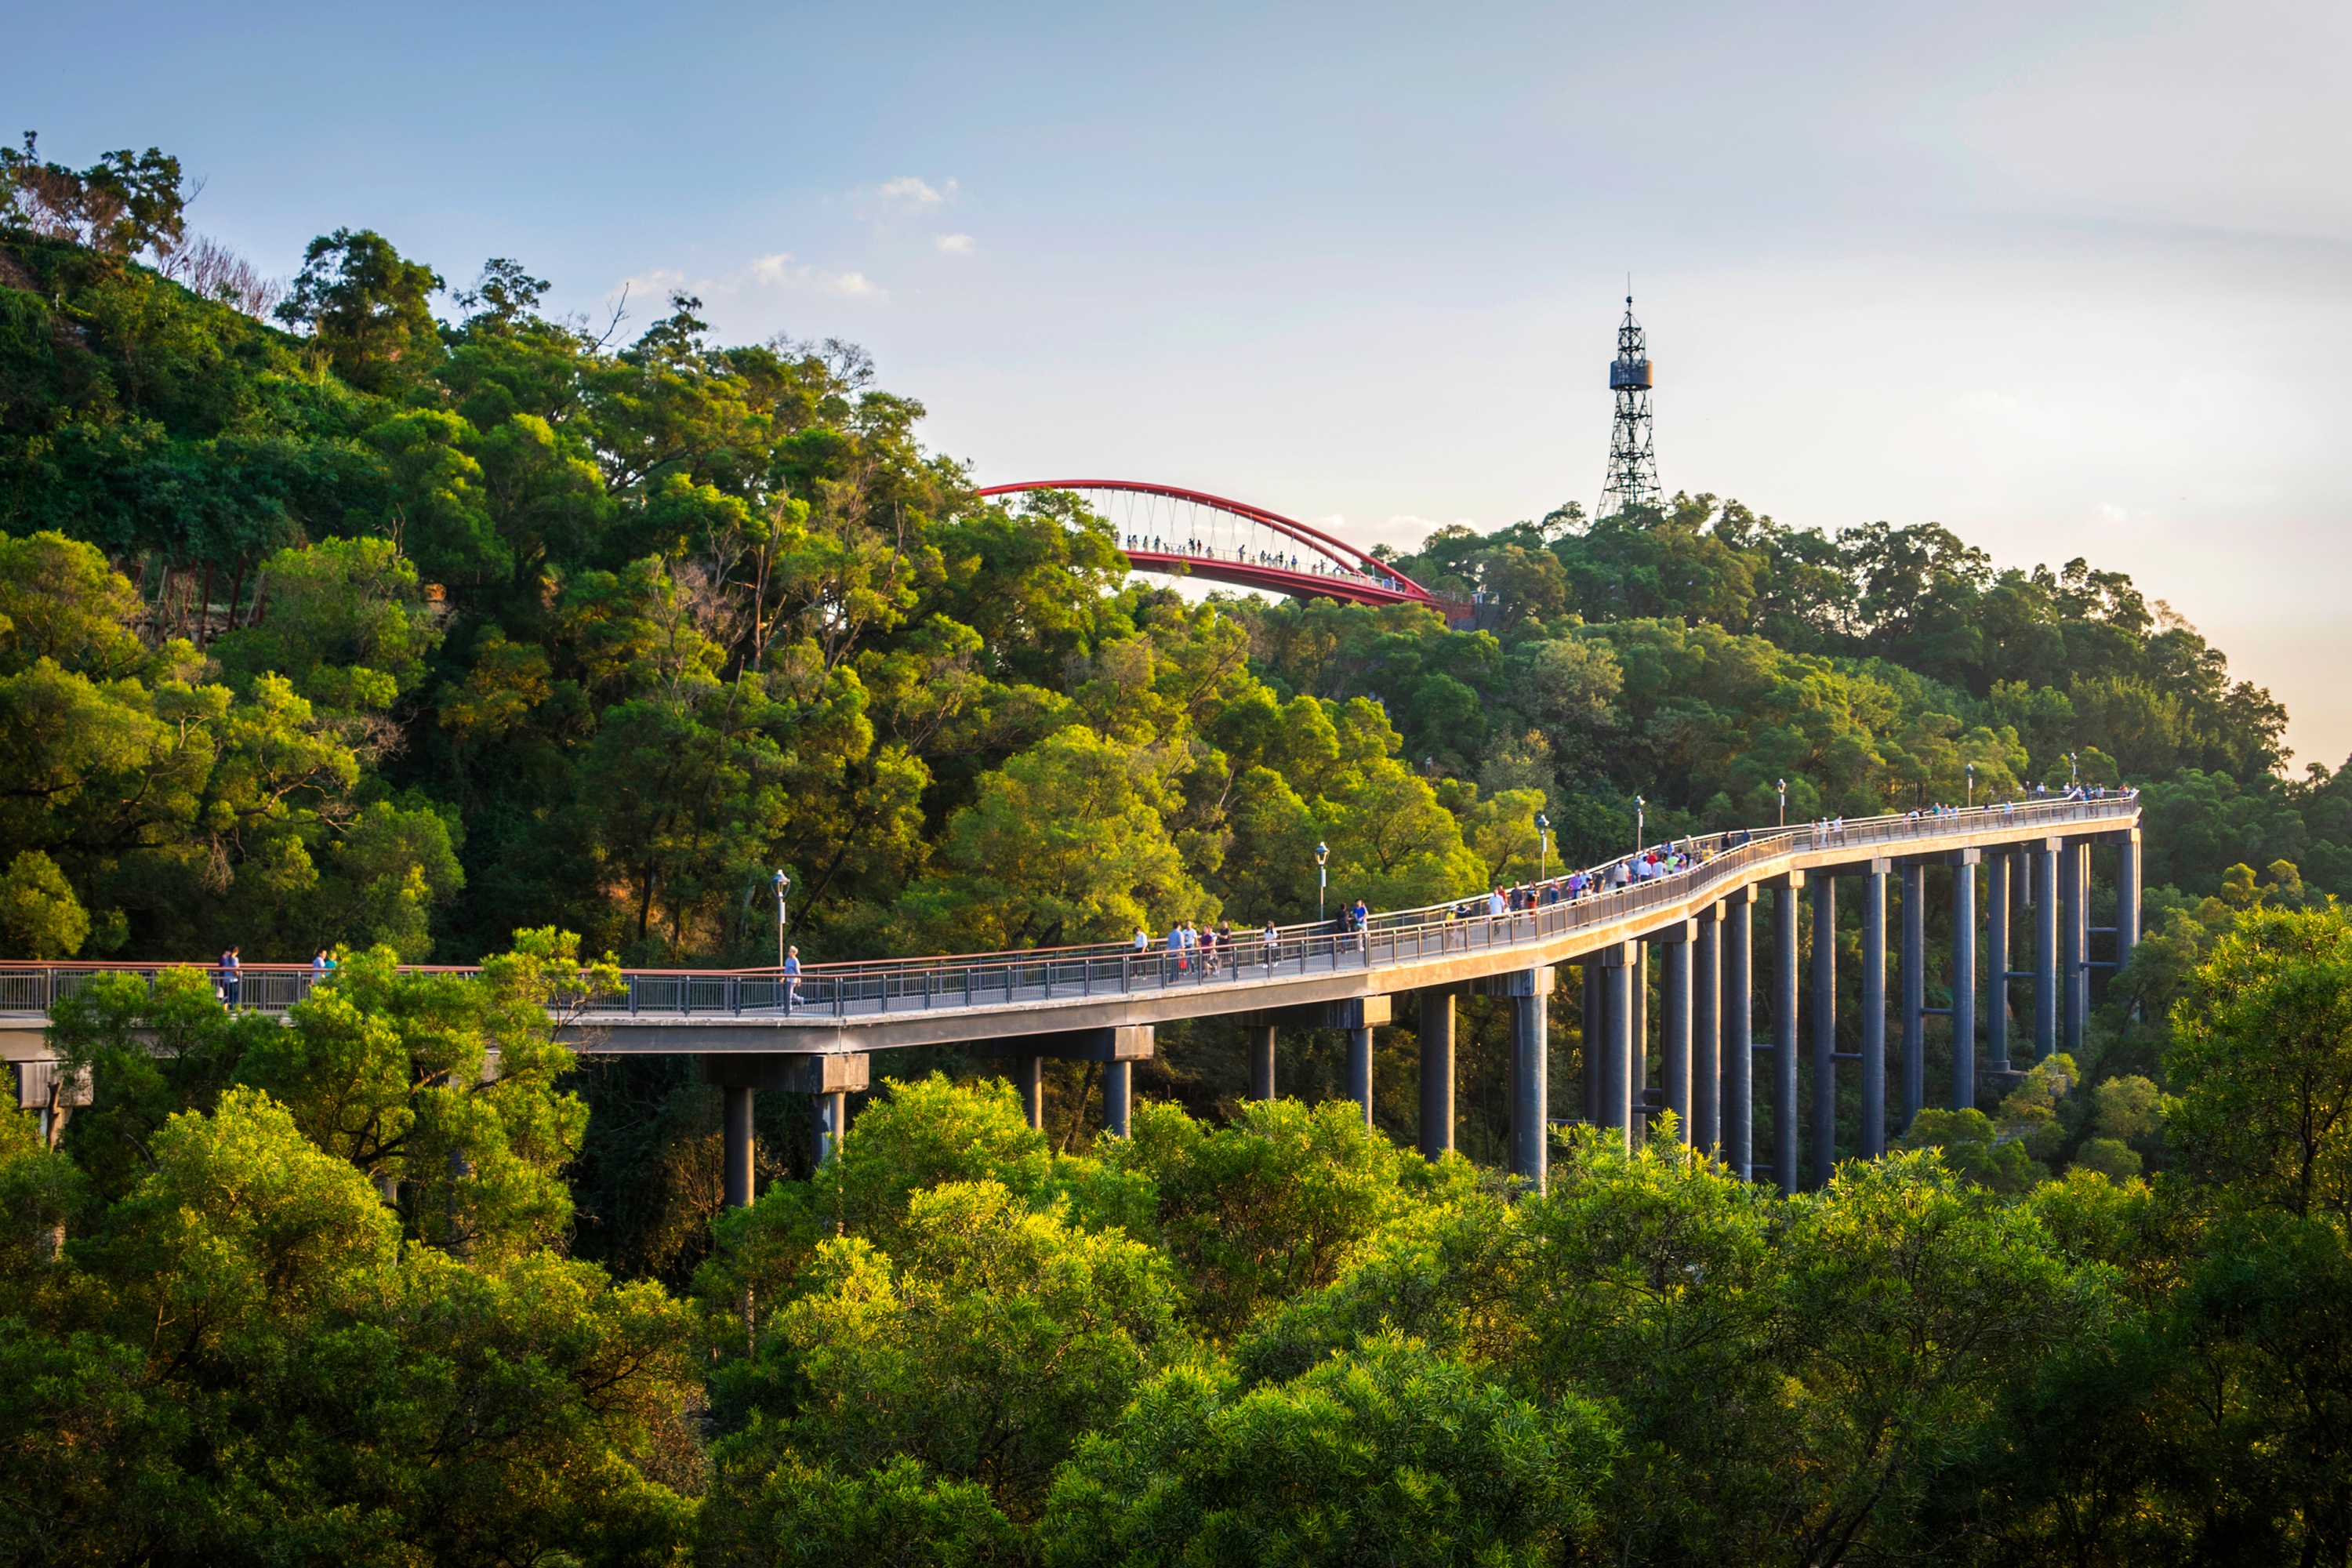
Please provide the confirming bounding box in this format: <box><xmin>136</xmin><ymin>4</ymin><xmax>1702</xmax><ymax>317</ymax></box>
<box><xmin>0</xmin><ymin>850</ymin><xmax>88</xmax><ymax>957</ymax></box>
<box><xmin>2168</xmin><ymin>903</ymin><xmax>2352</xmax><ymax>1221</ymax></box>
<box><xmin>1899</xmin><ymin>1106</ymin><xmax>2049</xmax><ymax>1193</ymax></box>
<box><xmin>1040</xmin><ymin>1336</ymin><xmax>1615</xmax><ymax>1566</ymax></box>
<box><xmin>1112</xmin><ymin>1096</ymin><xmax>1452</xmax><ymax>1341</ymax></box>
<box><xmin>9</xmin><ymin>154</ymin><xmax>2352</xmax><ymax>1568</ymax></box>
<box><xmin>3</xmin><ymin>1087</ymin><xmax>699</xmax><ymax>1565</ymax></box>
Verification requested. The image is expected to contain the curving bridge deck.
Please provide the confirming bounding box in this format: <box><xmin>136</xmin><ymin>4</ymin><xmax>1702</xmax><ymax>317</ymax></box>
<box><xmin>3</xmin><ymin>795</ymin><xmax>2140</xmax><ymax>1194</ymax></box>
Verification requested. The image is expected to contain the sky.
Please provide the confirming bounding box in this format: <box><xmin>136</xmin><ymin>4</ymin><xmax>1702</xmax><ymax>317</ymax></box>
<box><xmin>10</xmin><ymin>0</ymin><xmax>2350</xmax><ymax>764</ymax></box>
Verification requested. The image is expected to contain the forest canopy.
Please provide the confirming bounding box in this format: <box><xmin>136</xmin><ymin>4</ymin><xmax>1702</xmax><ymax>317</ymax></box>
<box><xmin>0</xmin><ymin>153</ymin><xmax>2339</xmax><ymax>975</ymax></box>
<box><xmin>9</xmin><ymin>143</ymin><xmax>2352</xmax><ymax>1568</ymax></box>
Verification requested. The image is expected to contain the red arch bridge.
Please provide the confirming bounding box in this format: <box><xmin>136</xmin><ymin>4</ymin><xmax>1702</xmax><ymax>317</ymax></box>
<box><xmin>974</xmin><ymin>480</ymin><xmax>1479</xmax><ymax>627</ymax></box>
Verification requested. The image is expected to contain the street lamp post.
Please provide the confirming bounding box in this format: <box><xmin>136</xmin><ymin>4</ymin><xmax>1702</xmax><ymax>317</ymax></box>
<box><xmin>2067</xmin><ymin>753</ymin><xmax>2078</xmax><ymax>789</ymax></box>
<box><xmin>771</xmin><ymin>870</ymin><xmax>791</xmax><ymax>968</ymax></box>
<box><xmin>1777</xmin><ymin>779</ymin><xmax>1787</xmax><ymax>828</ymax></box>
<box><xmin>1537</xmin><ymin>812</ymin><xmax>1551</xmax><ymax>882</ymax></box>
<box><xmin>1634</xmin><ymin>796</ymin><xmax>1645</xmax><ymax>856</ymax></box>
<box><xmin>1965</xmin><ymin>761</ymin><xmax>1975</xmax><ymax>809</ymax></box>
<box><xmin>1316</xmin><ymin>841</ymin><xmax>1330</xmax><ymax>924</ymax></box>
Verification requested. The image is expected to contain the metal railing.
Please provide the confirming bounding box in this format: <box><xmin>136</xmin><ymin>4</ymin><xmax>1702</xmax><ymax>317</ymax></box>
<box><xmin>0</xmin><ymin>794</ymin><xmax>2138</xmax><ymax>1025</ymax></box>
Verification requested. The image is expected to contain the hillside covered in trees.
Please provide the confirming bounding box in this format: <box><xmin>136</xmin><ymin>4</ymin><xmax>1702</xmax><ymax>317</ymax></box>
<box><xmin>7</xmin><ymin>140</ymin><xmax>2352</xmax><ymax>1566</ymax></box>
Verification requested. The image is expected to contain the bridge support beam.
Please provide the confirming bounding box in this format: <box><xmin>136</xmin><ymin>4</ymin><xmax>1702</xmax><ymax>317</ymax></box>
<box><xmin>1631</xmin><ymin>942</ymin><xmax>1649</xmax><ymax>1123</ymax></box>
<box><xmin>1236</xmin><ymin>1000</ymin><xmax>1386</xmax><ymax>1126</ymax></box>
<box><xmin>2117</xmin><ymin>829</ymin><xmax>2142</xmax><ymax>957</ymax></box>
<box><xmin>1347</xmin><ymin>1028</ymin><xmax>1374</xmax><ymax>1128</ymax></box>
<box><xmin>1104</xmin><ymin>1061</ymin><xmax>1132</xmax><ymax>1138</ymax></box>
<box><xmin>1861</xmin><ymin>860</ymin><xmax>1889</xmax><ymax>1158</ymax></box>
<box><xmin>971</xmin><ymin>1027</ymin><xmax>1154</xmax><ymax>1134</ymax></box>
<box><xmin>1986</xmin><ymin>852</ymin><xmax>2011</xmax><ymax>1072</ymax></box>
<box><xmin>1653</xmin><ymin>920</ymin><xmax>1697</xmax><ymax>1148</ymax></box>
<box><xmin>1508</xmin><ymin>967</ymin><xmax>1552</xmax><ymax>1188</ymax></box>
<box><xmin>2063</xmin><ymin>840</ymin><xmax>2088</xmax><ymax>1054</ymax></box>
<box><xmin>1015</xmin><ymin>1054</ymin><xmax>1044</xmax><ymax>1131</ymax></box>
<box><xmin>1248</xmin><ymin>1026</ymin><xmax>1277</xmax><ymax>1102</ymax></box>
<box><xmin>2035</xmin><ymin>839</ymin><xmax>2060</xmax><ymax>1060</ymax></box>
<box><xmin>1418</xmin><ymin>991</ymin><xmax>1454</xmax><ymax>1160</ymax></box>
<box><xmin>1773</xmin><ymin>873</ymin><xmax>1804</xmax><ymax>1191</ymax></box>
<box><xmin>702</xmin><ymin>1053</ymin><xmax>872</xmax><ymax>1203</ymax></box>
<box><xmin>1695</xmin><ymin>902</ymin><xmax>1722</xmax><ymax>1156</ymax></box>
<box><xmin>1901</xmin><ymin>862</ymin><xmax>1926</xmax><ymax>1131</ymax></box>
<box><xmin>1810</xmin><ymin>875</ymin><xmax>1838</xmax><ymax>1189</ymax></box>
<box><xmin>815</xmin><ymin>1091</ymin><xmax>846</xmax><ymax>1164</ymax></box>
<box><xmin>1581</xmin><ymin>961</ymin><xmax>1603</xmax><ymax>1125</ymax></box>
<box><xmin>1722</xmin><ymin>887</ymin><xmax>1756</xmax><ymax>1180</ymax></box>
<box><xmin>724</xmin><ymin>1087</ymin><xmax>754</xmax><ymax>1208</ymax></box>
<box><xmin>1599</xmin><ymin>942</ymin><xmax>1636</xmax><ymax>1155</ymax></box>
<box><xmin>1951</xmin><ymin>849</ymin><xmax>1979</xmax><ymax>1110</ymax></box>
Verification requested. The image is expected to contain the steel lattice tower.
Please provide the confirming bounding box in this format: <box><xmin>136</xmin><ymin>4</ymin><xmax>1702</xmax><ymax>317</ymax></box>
<box><xmin>1598</xmin><ymin>294</ymin><xmax>1658</xmax><ymax>517</ymax></box>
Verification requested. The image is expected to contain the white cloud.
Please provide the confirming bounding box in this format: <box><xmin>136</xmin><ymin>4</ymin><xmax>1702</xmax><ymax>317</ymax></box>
<box><xmin>877</xmin><ymin>175</ymin><xmax>956</xmax><ymax>209</ymax></box>
<box><xmin>935</xmin><ymin>233</ymin><xmax>976</xmax><ymax>255</ymax></box>
<box><xmin>607</xmin><ymin>267</ymin><xmax>687</xmax><ymax>305</ymax></box>
<box><xmin>744</xmin><ymin>252</ymin><xmax>884</xmax><ymax>299</ymax></box>
<box><xmin>606</xmin><ymin>254</ymin><xmax>885</xmax><ymax>314</ymax></box>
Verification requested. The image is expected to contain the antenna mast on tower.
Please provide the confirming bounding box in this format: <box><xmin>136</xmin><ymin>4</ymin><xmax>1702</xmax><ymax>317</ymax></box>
<box><xmin>1598</xmin><ymin>293</ymin><xmax>1658</xmax><ymax>517</ymax></box>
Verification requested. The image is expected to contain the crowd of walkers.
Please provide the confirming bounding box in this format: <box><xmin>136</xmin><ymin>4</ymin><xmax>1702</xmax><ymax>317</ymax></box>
<box><xmin>1121</xmin><ymin>785</ymin><xmax>2139</xmax><ymax>980</ymax></box>
<box><xmin>199</xmin><ymin>789</ymin><xmax>2136</xmax><ymax>1005</ymax></box>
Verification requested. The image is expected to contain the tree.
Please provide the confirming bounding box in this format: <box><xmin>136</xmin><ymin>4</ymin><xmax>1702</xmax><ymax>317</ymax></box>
<box><xmin>1040</xmin><ymin>1336</ymin><xmax>1615</xmax><ymax>1567</ymax></box>
<box><xmin>237</xmin><ymin>930</ymin><xmax>607</xmax><ymax>1258</ymax></box>
<box><xmin>276</xmin><ymin>227</ymin><xmax>445</xmax><ymax>393</ymax></box>
<box><xmin>710</xmin><ymin>1178</ymin><xmax>1178</xmax><ymax>1523</ymax></box>
<box><xmin>4</xmin><ymin>1087</ymin><xmax>699</xmax><ymax>1566</ymax></box>
<box><xmin>891</xmin><ymin>725</ymin><xmax>1214</xmax><ymax>950</ymax></box>
<box><xmin>0</xmin><ymin>849</ymin><xmax>87</xmax><ymax>957</ymax></box>
<box><xmin>2167</xmin><ymin>904</ymin><xmax>2352</xmax><ymax>1221</ymax></box>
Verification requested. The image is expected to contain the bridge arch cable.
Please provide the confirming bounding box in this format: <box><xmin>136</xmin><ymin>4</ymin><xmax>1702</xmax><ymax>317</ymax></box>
<box><xmin>973</xmin><ymin>479</ymin><xmax>1458</xmax><ymax>615</ymax></box>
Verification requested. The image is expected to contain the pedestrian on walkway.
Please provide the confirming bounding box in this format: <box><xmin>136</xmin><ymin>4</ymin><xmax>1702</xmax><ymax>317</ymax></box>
<box><xmin>783</xmin><ymin>945</ymin><xmax>804</xmax><ymax>1004</ymax></box>
<box><xmin>1262</xmin><ymin>918</ymin><xmax>1280</xmax><ymax>967</ymax></box>
<box><xmin>218</xmin><ymin>946</ymin><xmax>241</xmax><ymax>1007</ymax></box>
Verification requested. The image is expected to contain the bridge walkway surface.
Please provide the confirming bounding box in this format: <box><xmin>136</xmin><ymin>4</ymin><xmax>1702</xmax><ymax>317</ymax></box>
<box><xmin>2</xmin><ymin>794</ymin><xmax>2140</xmax><ymax>1195</ymax></box>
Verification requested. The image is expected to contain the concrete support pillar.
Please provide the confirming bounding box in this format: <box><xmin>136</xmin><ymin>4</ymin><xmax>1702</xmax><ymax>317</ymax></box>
<box><xmin>1015</xmin><ymin>1054</ymin><xmax>1044</xmax><ymax>1132</ymax></box>
<box><xmin>1773</xmin><ymin>876</ymin><xmax>1802</xmax><ymax>1191</ymax></box>
<box><xmin>1660</xmin><ymin>927</ymin><xmax>1695</xmax><ymax>1147</ymax></box>
<box><xmin>723</xmin><ymin>1085</ymin><xmax>755</xmax><ymax>1209</ymax></box>
<box><xmin>2034</xmin><ymin>841</ymin><xmax>2060</xmax><ymax>1060</ymax></box>
<box><xmin>1723</xmin><ymin>888</ymin><xmax>1755</xmax><ymax>1180</ymax></box>
<box><xmin>1632</xmin><ymin>942</ymin><xmax>1650</xmax><ymax>1114</ymax></box>
<box><xmin>1952</xmin><ymin>849</ymin><xmax>1978</xmax><ymax>1109</ymax></box>
<box><xmin>1512</xmin><ymin>977</ymin><xmax>1549</xmax><ymax>1186</ymax></box>
<box><xmin>2062</xmin><ymin>840</ymin><xmax>2085</xmax><ymax>1054</ymax></box>
<box><xmin>1581</xmin><ymin>962</ymin><xmax>1602</xmax><ymax>1125</ymax></box>
<box><xmin>1901</xmin><ymin>862</ymin><xmax>1926</xmax><ymax>1131</ymax></box>
<box><xmin>1986</xmin><ymin>851</ymin><xmax>2011</xmax><ymax>1071</ymax></box>
<box><xmin>1418</xmin><ymin>991</ymin><xmax>1455</xmax><ymax>1160</ymax></box>
<box><xmin>1604</xmin><ymin>944</ymin><xmax>1635</xmax><ymax>1152</ymax></box>
<box><xmin>1695</xmin><ymin>904</ymin><xmax>1722</xmax><ymax>1155</ymax></box>
<box><xmin>1348</xmin><ymin>1027</ymin><xmax>1375</xmax><ymax>1128</ymax></box>
<box><xmin>1103</xmin><ymin>1062</ymin><xmax>1132</xmax><ymax>1138</ymax></box>
<box><xmin>1809</xmin><ymin>874</ymin><xmax>1838</xmax><ymax>1189</ymax></box>
<box><xmin>1248</xmin><ymin>1025</ymin><xmax>1277</xmax><ymax>1102</ymax></box>
<box><xmin>2117</xmin><ymin>829</ymin><xmax>2142</xmax><ymax>956</ymax></box>
<box><xmin>1861</xmin><ymin>862</ymin><xmax>1888</xmax><ymax>1158</ymax></box>
<box><xmin>815</xmin><ymin>1090</ymin><xmax>847</xmax><ymax>1164</ymax></box>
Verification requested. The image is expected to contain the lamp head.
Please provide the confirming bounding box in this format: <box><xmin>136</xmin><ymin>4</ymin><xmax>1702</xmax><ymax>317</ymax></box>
<box><xmin>1315</xmin><ymin>841</ymin><xmax>1329</xmax><ymax>866</ymax></box>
